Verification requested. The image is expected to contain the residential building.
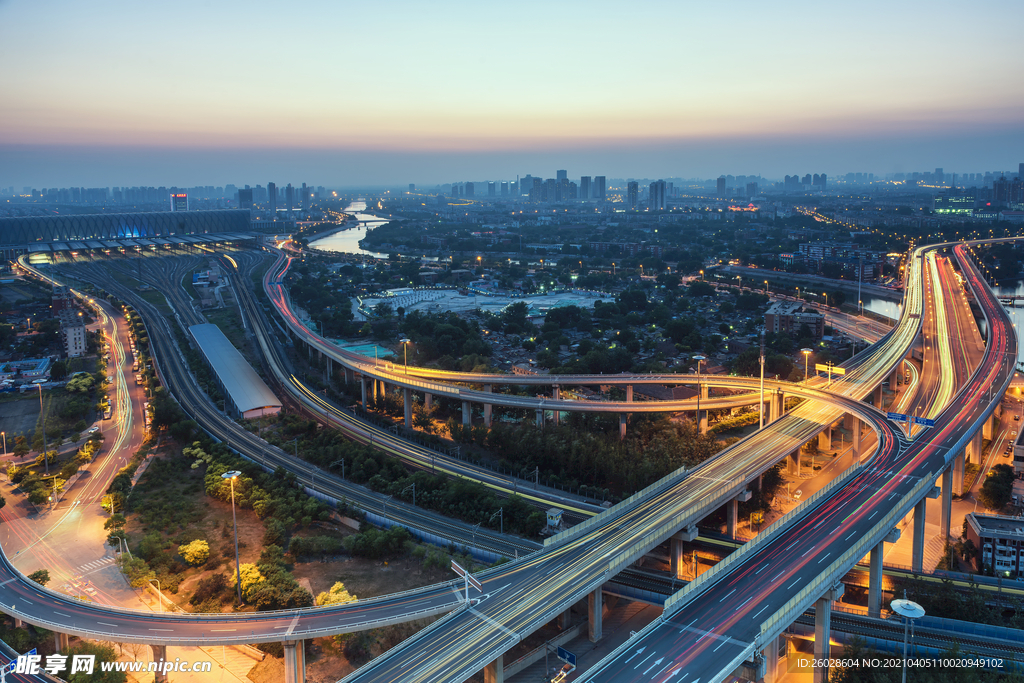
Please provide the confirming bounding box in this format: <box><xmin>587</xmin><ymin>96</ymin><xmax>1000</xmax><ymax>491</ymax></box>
<box><xmin>964</xmin><ymin>513</ymin><xmax>1024</xmax><ymax>576</ymax></box>
<box><xmin>627</xmin><ymin>182</ymin><xmax>638</xmax><ymax>210</ymax></box>
<box><xmin>764</xmin><ymin>300</ymin><xmax>825</xmax><ymax>340</ymax></box>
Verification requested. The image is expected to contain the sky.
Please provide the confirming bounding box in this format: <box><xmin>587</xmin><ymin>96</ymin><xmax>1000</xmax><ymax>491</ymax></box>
<box><xmin>1</xmin><ymin>0</ymin><xmax>1022</xmax><ymax>188</ymax></box>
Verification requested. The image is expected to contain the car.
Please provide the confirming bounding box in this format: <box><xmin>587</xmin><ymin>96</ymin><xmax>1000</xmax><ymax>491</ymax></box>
<box><xmin>1016</xmin><ymin>415</ymin><xmax>1021</xmax><ymax>421</ymax></box>
<box><xmin>87</xmin><ymin>426</ymin><xmax>99</xmax><ymax>434</ymax></box>
<box><xmin>794</xmin><ymin>489</ymin><xmax>804</xmax><ymax>500</ymax></box>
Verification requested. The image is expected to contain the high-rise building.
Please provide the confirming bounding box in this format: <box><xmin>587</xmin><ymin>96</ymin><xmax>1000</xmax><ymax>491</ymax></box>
<box><xmin>543</xmin><ymin>178</ymin><xmax>556</xmax><ymax>202</ymax></box>
<box><xmin>717</xmin><ymin>177</ymin><xmax>726</xmax><ymax>196</ymax></box>
<box><xmin>648</xmin><ymin>180</ymin><xmax>666</xmax><ymax>211</ymax></box>
<box><xmin>465</xmin><ymin>182</ymin><xmax>475</xmax><ymax>197</ymax></box>
<box><xmin>488</xmin><ymin>182</ymin><xmax>496</xmax><ymax>197</ymax></box>
<box><xmin>409</xmin><ymin>183</ymin><xmax>416</xmax><ymax>192</ymax></box>
<box><xmin>556</xmin><ymin>170</ymin><xmax>568</xmax><ymax>181</ymax></box>
<box><xmin>594</xmin><ymin>176</ymin><xmax>606</xmax><ymax>201</ymax></box>
<box><xmin>627</xmin><ymin>181</ymin><xmax>639</xmax><ymax>210</ymax></box>
<box><xmin>267</xmin><ymin>182</ymin><xmax>277</xmax><ymax>212</ymax></box>
<box><xmin>285</xmin><ymin>184</ymin><xmax>294</xmax><ymax>212</ymax></box>
<box><xmin>58</xmin><ymin>309</ymin><xmax>86</xmax><ymax>358</ymax></box>
<box><xmin>934</xmin><ymin>168</ymin><xmax>944</xmax><ymax>184</ymax></box>
<box><xmin>580</xmin><ymin>176</ymin><xmax>591</xmax><ymax>200</ymax></box>
<box><xmin>500</xmin><ymin>181</ymin><xmax>509</xmax><ymax>196</ymax></box>
<box><xmin>170</xmin><ymin>193</ymin><xmax>188</xmax><ymax>211</ymax></box>
<box><xmin>746</xmin><ymin>182</ymin><xmax>758</xmax><ymax>197</ymax></box>
<box><xmin>238</xmin><ymin>188</ymin><xmax>254</xmax><ymax>209</ymax></box>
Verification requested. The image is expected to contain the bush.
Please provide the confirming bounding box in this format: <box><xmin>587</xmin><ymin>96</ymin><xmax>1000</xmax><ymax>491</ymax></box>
<box><xmin>343</xmin><ymin>526</ymin><xmax>411</xmax><ymax>560</ymax></box>
<box><xmin>178</xmin><ymin>539</ymin><xmax>210</xmax><ymax>566</ymax></box>
<box><xmin>189</xmin><ymin>573</ymin><xmax>228</xmax><ymax>606</ymax></box>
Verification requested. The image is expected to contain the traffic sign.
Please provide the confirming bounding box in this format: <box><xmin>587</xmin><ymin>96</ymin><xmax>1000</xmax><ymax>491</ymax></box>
<box><xmin>814</xmin><ymin>363</ymin><xmax>846</xmax><ymax>375</ymax></box>
<box><xmin>912</xmin><ymin>416</ymin><xmax>936</xmax><ymax>427</ymax></box>
<box><xmin>451</xmin><ymin>560</ymin><xmax>482</xmax><ymax>592</ymax></box>
<box><xmin>557</xmin><ymin>646</ymin><xmax>577</xmax><ymax>667</ymax></box>
<box><xmin>887</xmin><ymin>412</ymin><xmax>908</xmax><ymax>422</ymax></box>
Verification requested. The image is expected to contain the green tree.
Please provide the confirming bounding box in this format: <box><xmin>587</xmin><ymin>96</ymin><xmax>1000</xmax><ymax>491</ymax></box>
<box><xmin>234</xmin><ymin>563</ymin><xmax>265</xmax><ymax>603</ymax></box>
<box><xmin>178</xmin><ymin>539</ymin><xmax>210</xmax><ymax>566</ymax></box>
<box><xmin>979</xmin><ymin>464</ymin><xmax>1014</xmax><ymax>510</ymax></box>
<box><xmin>64</xmin><ymin>642</ymin><xmax>127</xmax><ymax>683</ymax></box>
<box><xmin>27</xmin><ymin>569</ymin><xmax>49</xmax><ymax>586</ymax></box>
<box><xmin>104</xmin><ymin>513</ymin><xmax>126</xmax><ymax>530</ymax></box>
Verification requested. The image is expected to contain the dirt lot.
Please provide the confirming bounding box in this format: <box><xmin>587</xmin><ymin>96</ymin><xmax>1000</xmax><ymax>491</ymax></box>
<box><xmin>0</xmin><ymin>394</ymin><xmax>41</xmax><ymax>440</ymax></box>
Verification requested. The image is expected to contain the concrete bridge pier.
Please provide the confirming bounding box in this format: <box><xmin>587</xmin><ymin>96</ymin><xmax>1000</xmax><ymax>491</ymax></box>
<box><xmin>727</xmin><ymin>490</ymin><xmax>752</xmax><ymax>539</ymax></box>
<box><xmin>697</xmin><ymin>410</ymin><xmax>708</xmax><ymax>435</ymax></box>
<box><xmin>983</xmin><ymin>412</ymin><xmax>995</xmax><ymax>440</ymax></box>
<box><xmin>404</xmin><ymin>388</ymin><xmax>412</xmax><ymax>429</ymax></box>
<box><xmin>552</xmin><ymin>385</ymin><xmax>560</xmax><ymax>426</ymax></box>
<box><xmin>619</xmin><ymin>413</ymin><xmax>626</xmax><ymax>440</ymax></box>
<box><xmin>868</xmin><ymin>528</ymin><xmax>900</xmax><ymax>617</ymax></box>
<box><xmin>424</xmin><ymin>392</ymin><xmax>432</xmax><ymax>411</ymax></box>
<box><xmin>873</xmin><ymin>384</ymin><xmax>883</xmax><ymax>408</ymax></box>
<box><xmin>537</xmin><ymin>408</ymin><xmax>544</xmax><ymax>429</ymax></box>
<box><xmin>812</xmin><ymin>583</ymin><xmax>845</xmax><ymax>683</ymax></box>
<box><xmin>483</xmin><ymin>654</ymin><xmax>504</xmax><ymax>683</ymax></box>
<box><xmin>912</xmin><ymin>498</ymin><xmax>927</xmax><ymax>573</ymax></box>
<box><xmin>484</xmin><ymin>385</ymin><xmax>493</xmax><ymax>427</ymax></box>
<box><xmin>588</xmin><ymin>586</ymin><xmax>603</xmax><ymax>642</ymax></box>
<box><xmin>670</xmin><ymin>536</ymin><xmax>685</xmax><ymax>579</ymax></box>
<box><xmin>769</xmin><ymin>391</ymin><xmax>784</xmax><ymax>423</ymax></box>
<box><xmin>344</xmin><ymin>367</ymin><xmax>354</xmax><ymax>384</ymax></box>
<box><xmin>788</xmin><ymin>448</ymin><xmax>801</xmax><ymax>476</ymax></box>
<box><xmin>283</xmin><ymin>640</ymin><xmax>306</xmax><ymax>683</ymax></box>
<box><xmin>462</xmin><ymin>400</ymin><xmax>471</xmax><ymax>426</ymax></box>
<box><xmin>940</xmin><ymin>466</ymin><xmax>952</xmax><ymax>540</ymax></box>
<box><xmin>952</xmin><ymin>450</ymin><xmax>965</xmax><ymax>496</ymax></box>
<box><xmin>53</xmin><ymin>632</ymin><xmax>69</xmax><ymax>654</ymax></box>
<box><xmin>762</xmin><ymin>635</ymin><xmax>781</xmax><ymax>683</ymax></box>
<box><xmin>151</xmin><ymin>644</ymin><xmax>168</xmax><ymax>683</ymax></box>
<box><xmin>359</xmin><ymin>376</ymin><xmax>367</xmax><ymax>408</ymax></box>
<box><xmin>969</xmin><ymin>429</ymin><xmax>983</xmax><ymax>466</ymax></box>
<box><xmin>560</xmin><ymin>608</ymin><xmax>572</xmax><ymax>630</ymax></box>
<box><xmin>817</xmin><ymin>425</ymin><xmax>831</xmax><ymax>451</ymax></box>
<box><xmin>626</xmin><ymin>384</ymin><xmax>633</xmax><ymax>402</ymax></box>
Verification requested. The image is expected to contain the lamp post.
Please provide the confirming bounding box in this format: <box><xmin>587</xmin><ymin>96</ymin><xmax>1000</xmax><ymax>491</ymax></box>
<box><xmin>490</xmin><ymin>507</ymin><xmax>503</xmax><ymax>535</ymax></box>
<box><xmin>37</xmin><ymin>383</ymin><xmax>48</xmax><ymax>475</ymax></box>
<box><xmin>802</xmin><ymin>348</ymin><xmax>812</xmax><ymax>382</ymax></box>
<box><xmin>1</xmin><ymin>431</ymin><xmax>5</xmax><ymax>457</ymax></box>
<box><xmin>693</xmin><ymin>354</ymin><xmax>706</xmax><ymax>431</ymax></box>
<box><xmin>400</xmin><ymin>338</ymin><xmax>411</xmax><ymax>374</ymax></box>
<box><xmin>822</xmin><ymin>292</ymin><xmax>829</xmax><ymax>308</ymax></box>
<box><xmin>221</xmin><ymin>470</ymin><xmax>243</xmax><ymax>605</ymax></box>
<box><xmin>758</xmin><ymin>328</ymin><xmax>766</xmax><ymax>429</ymax></box>
<box><xmin>763</xmin><ymin>280</ymin><xmax>769</xmax><ymax>296</ymax></box>
<box><xmin>891</xmin><ymin>595</ymin><xmax>925</xmax><ymax>683</ymax></box>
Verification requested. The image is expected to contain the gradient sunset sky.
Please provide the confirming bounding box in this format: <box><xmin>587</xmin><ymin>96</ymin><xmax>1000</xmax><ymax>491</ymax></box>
<box><xmin>1</xmin><ymin>0</ymin><xmax>1022</xmax><ymax>187</ymax></box>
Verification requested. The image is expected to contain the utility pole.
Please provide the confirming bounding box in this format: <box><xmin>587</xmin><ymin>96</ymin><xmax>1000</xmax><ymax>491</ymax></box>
<box><xmin>759</xmin><ymin>327</ymin><xmax>766</xmax><ymax>429</ymax></box>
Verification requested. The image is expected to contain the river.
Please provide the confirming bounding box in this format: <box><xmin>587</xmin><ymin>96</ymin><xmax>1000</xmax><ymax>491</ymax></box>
<box><xmin>308</xmin><ymin>200</ymin><xmax>391</xmax><ymax>258</ymax></box>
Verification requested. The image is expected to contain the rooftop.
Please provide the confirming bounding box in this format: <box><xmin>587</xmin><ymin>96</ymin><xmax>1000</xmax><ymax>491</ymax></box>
<box><xmin>188</xmin><ymin>323</ymin><xmax>281</xmax><ymax>416</ymax></box>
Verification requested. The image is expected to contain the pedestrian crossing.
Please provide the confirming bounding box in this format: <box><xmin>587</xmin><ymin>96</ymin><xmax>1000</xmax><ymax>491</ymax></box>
<box><xmin>75</xmin><ymin>556</ymin><xmax>116</xmax><ymax>574</ymax></box>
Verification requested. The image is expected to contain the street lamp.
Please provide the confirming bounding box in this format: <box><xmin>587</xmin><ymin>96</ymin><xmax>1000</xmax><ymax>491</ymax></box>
<box><xmin>37</xmin><ymin>384</ymin><xmax>48</xmax><ymax>475</ymax></box>
<box><xmin>891</xmin><ymin>595</ymin><xmax>925</xmax><ymax>683</ymax></box>
<box><xmin>763</xmin><ymin>280</ymin><xmax>769</xmax><ymax>295</ymax></box>
<box><xmin>693</xmin><ymin>354</ymin><xmax>706</xmax><ymax>431</ymax></box>
<box><xmin>822</xmin><ymin>292</ymin><xmax>829</xmax><ymax>308</ymax></box>
<box><xmin>758</xmin><ymin>328</ymin><xmax>766</xmax><ymax>429</ymax></box>
<box><xmin>400</xmin><ymin>338</ymin><xmax>411</xmax><ymax>374</ymax></box>
<box><xmin>802</xmin><ymin>348</ymin><xmax>812</xmax><ymax>382</ymax></box>
<box><xmin>1</xmin><ymin>431</ymin><xmax>5</xmax><ymax>457</ymax></box>
<box><xmin>221</xmin><ymin>470</ymin><xmax>244</xmax><ymax>605</ymax></box>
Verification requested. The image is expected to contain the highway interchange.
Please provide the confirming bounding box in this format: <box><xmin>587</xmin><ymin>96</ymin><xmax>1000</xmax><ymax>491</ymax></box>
<box><xmin>0</xmin><ymin>237</ymin><xmax>1014</xmax><ymax>683</ymax></box>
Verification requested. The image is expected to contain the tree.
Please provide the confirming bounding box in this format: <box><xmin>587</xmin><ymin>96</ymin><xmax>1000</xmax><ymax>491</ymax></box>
<box><xmin>234</xmin><ymin>563</ymin><xmax>266</xmax><ymax>603</ymax></box>
<box><xmin>104</xmin><ymin>513</ymin><xmax>126</xmax><ymax>530</ymax></box>
<box><xmin>27</xmin><ymin>569</ymin><xmax>49</xmax><ymax>586</ymax></box>
<box><xmin>178</xmin><ymin>539</ymin><xmax>210</xmax><ymax>566</ymax></box>
<box><xmin>830</xmin><ymin>290</ymin><xmax>846</xmax><ymax>309</ymax></box>
<box><xmin>316</xmin><ymin>581</ymin><xmax>357</xmax><ymax>606</ymax></box>
<box><xmin>979</xmin><ymin>464</ymin><xmax>1014</xmax><ymax>510</ymax></box>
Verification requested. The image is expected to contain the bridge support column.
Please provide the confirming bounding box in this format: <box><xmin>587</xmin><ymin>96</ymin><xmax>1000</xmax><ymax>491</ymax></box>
<box><xmin>984</xmin><ymin>414</ymin><xmax>995</xmax><ymax>440</ymax></box>
<box><xmin>697</xmin><ymin>410</ymin><xmax>707</xmax><ymax>435</ymax></box>
<box><xmin>873</xmin><ymin>384</ymin><xmax>883</xmax><ymax>408</ymax></box>
<box><xmin>424</xmin><ymin>392</ymin><xmax>432</xmax><ymax>410</ymax></box>
<box><xmin>941</xmin><ymin>466</ymin><xmax>952</xmax><ymax>540</ymax></box>
<box><xmin>788</xmin><ymin>448</ymin><xmax>801</xmax><ymax>476</ymax></box>
<box><xmin>588</xmin><ymin>586</ymin><xmax>603</xmax><ymax>643</ymax></box>
<box><xmin>868</xmin><ymin>529</ymin><xmax>899</xmax><ymax>617</ymax></box>
<box><xmin>360</xmin><ymin>377</ymin><xmax>367</xmax><ymax>408</ymax></box>
<box><xmin>344</xmin><ymin>367</ymin><xmax>354</xmax><ymax>384</ymax></box>
<box><xmin>813</xmin><ymin>584</ymin><xmax>845</xmax><ymax>683</ymax></box>
<box><xmin>537</xmin><ymin>409</ymin><xmax>544</xmax><ymax>428</ymax></box>
<box><xmin>283</xmin><ymin>640</ymin><xmax>306</xmax><ymax>683</ymax></box>
<box><xmin>484</xmin><ymin>403</ymin><xmax>492</xmax><ymax>428</ymax></box>
<box><xmin>619</xmin><ymin>413</ymin><xmax>626</xmax><ymax>440</ymax></box>
<box><xmin>818</xmin><ymin>426</ymin><xmax>831</xmax><ymax>451</ymax></box>
<box><xmin>54</xmin><ymin>632</ymin><xmax>69</xmax><ymax>654</ymax></box>
<box><xmin>970</xmin><ymin>429</ymin><xmax>983</xmax><ymax>466</ymax></box>
<box><xmin>560</xmin><ymin>608</ymin><xmax>572</xmax><ymax>630</ymax></box>
<box><xmin>727</xmin><ymin>498</ymin><xmax>738</xmax><ymax>539</ymax></box>
<box><xmin>670</xmin><ymin>537</ymin><xmax>685</xmax><ymax>579</ymax></box>
<box><xmin>462</xmin><ymin>400</ymin><xmax>471</xmax><ymax>427</ymax></box>
<box><xmin>912</xmin><ymin>498</ymin><xmax>927</xmax><ymax>573</ymax></box>
<box><xmin>552</xmin><ymin>385</ymin><xmax>560</xmax><ymax>426</ymax></box>
<box><xmin>483</xmin><ymin>654</ymin><xmax>504</xmax><ymax>683</ymax></box>
<box><xmin>626</xmin><ymin>385</ymin><xmax>633</xmax><ymax>402</ymax></box>
<box><xmin>952</xmin><ymin>450</ymin><xmax>965</xmax><ymax>497</ymax></box>
<box><xmin>763</xmin><ymin>636</ymin><xmax>780</xmax><ymax>683</ymax></box>
<box><xmin>151</xmin><ymin>644</ymin><xmax>168</xmax><ymax>683</ymax></box>
<box><xmin>769</xmin><ymin>392</ymin><xmax>783</xmax><ymax>423</ymax></box>
<box><xmin>403</xmin><ymin>388</ymin><xmax>412</xmax><ymax>429</ymax></box>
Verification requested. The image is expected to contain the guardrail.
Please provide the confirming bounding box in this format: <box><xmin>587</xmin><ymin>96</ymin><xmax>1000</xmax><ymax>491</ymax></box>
<box><xmin>664</xmin><ymin>453</ymin><xmax>870</xmax><ymax>615</ymax></box>
<box><xmin>758</xmin><ymin>473</ymin><xmax>934</xmax><ymax>642</ymax></box>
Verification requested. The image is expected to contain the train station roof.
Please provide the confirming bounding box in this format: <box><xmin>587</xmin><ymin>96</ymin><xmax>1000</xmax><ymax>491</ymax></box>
<box><xmin>188</xmin><ymin>323</ymin><xmax>281</xmax><ymax>419</ymax></box>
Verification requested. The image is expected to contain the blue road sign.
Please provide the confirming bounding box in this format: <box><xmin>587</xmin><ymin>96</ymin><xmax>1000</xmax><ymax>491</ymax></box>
<box><xmin>557</xmin><ymin>646</ymin><xmax>577</xmax><ymax>667</ymax></box>
<box><xmin>887</xmin><ymin>412</ymin><xmax>908</xmax><ymax>422</ymax></box>
<box><xmin>912</xmin><ymin>416</ymin><xmax>936</xmax><ymax>427</ymax></box>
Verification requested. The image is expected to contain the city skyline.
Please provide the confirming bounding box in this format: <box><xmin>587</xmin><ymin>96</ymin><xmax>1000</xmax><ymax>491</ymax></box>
<box><xmin>1</xmin><ymin>0</ymin><xmax>1022</xmax><ymax>186</ymax></box>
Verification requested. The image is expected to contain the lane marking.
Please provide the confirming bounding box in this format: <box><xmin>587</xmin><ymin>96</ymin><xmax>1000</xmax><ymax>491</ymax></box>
<box><xmin>97</xmin><ymin>622</ymin><xmax>117</xmax><ymax>627</ymax></box>
<box><xmin>800</xmin><ymin>545</ymin><xmax>816</xmax><ymax>558</ymax></box>
<box><xmin>817</xmin><ymin>552</ymin><xmax>831</xmax><ymax>564</ymax></box>
<box><xmin>846</xmin><ymin>531</ymin><xmax>857</xmax><ymax>541</ymax></box>
<box><xmin>469</xmin><ymin>608</ymin><xmax>518</xmax><ymax>641</ymax></box>
<box><xmin>736</xmin><ymin>596</ymin><xmax>753</xmax><ymax>611</ymax></box>
<box><xmin>755</xmin><ymin>564</ymin><xmax>768</xmax><ymax>575</ymax></box>
<box><xmin>633</xmin><ymin>653</ymin><xmax>654</xmax><ymax>669</ymax></box>
<box><xmin>771</xmin><ymin>571</ymin><xmax>785</xmax><ymax>583</ymax></box>
<box><xmin>718</xmin><ymin>588</ymin><xmax>736</xmax><ymax>603</ymax></box>
<box><xmin>787</xmin><ymin>578</ymin><xmax>801</xmax><ymax>590</ymax></box>
<box><xmin>753</xmin><ymin>605</ymin><xmax>769</xmax><ymax>619</ymax></box>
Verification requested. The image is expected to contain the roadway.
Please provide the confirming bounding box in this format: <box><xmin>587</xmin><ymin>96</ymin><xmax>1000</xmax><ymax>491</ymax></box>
<box><xmin>579</xmin><ymin>241</ymin><xmax>1016</xmax><ymax>682</ymax></box>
